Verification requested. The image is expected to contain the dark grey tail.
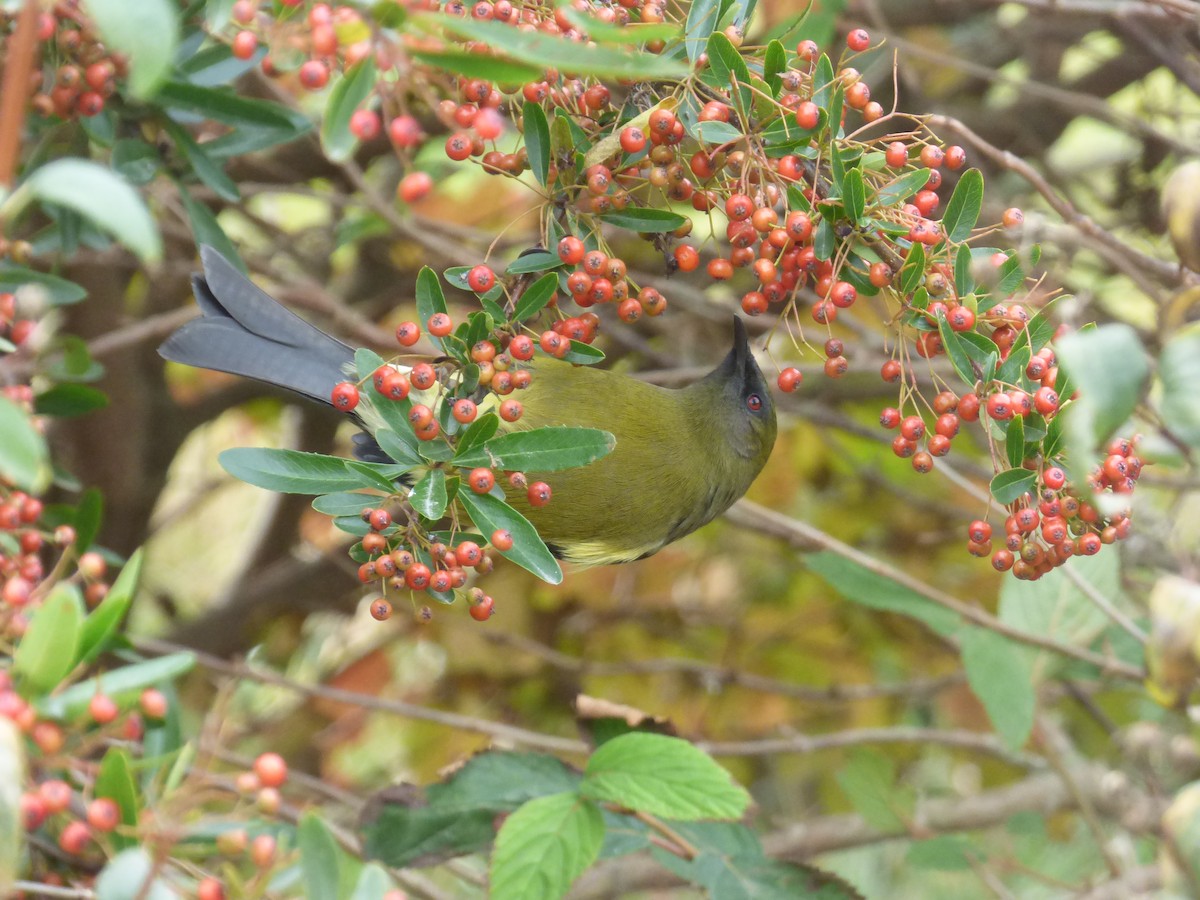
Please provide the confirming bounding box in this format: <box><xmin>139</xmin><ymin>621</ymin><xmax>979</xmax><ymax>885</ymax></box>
<box><xmin>158</xmin><ymin>246</ymin><xmax>354</xmax><ymax>408</ymax></box>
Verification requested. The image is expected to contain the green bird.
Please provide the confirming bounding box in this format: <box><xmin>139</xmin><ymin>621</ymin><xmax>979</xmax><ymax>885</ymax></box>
<box><xmin>159</xmin><ymin>248</ymin><xmax>777</xmax><ymax>567</ymax></box>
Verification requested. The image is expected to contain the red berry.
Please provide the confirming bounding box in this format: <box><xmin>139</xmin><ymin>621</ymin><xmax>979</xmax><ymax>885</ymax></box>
<box><xmin>349</xmin><ymin>108</ymin><xmax>381</xmax><ymax>141</ymax></box>
<box><xmin>139</xmin><ymin>688</ymin><xmax>168</xmax><ymax>720</ymax></box>
<box><xmin>428</xmin><ymin>312</ymin><xmax>453</xmax><ymax>337</ymax></box>
<box><xmin>777</xmin><ymin>367</ymin><xmax>802</xmax><ymax>392</ymax></box>
<box><xmin>991</xmin><ymin>549</ymin><xmax>1015</xmax><ymax>571</ymax></box>
<box><xmin>795</xmin><ymin>101</ymin><xmax>820</xmax><ymax>130</ymax></box>
<box><xmin>331</xmin><ymin>382</ymin><xmax>360</xmax><ymax>411</ymax></box>
<box><xmin>89</xmin><ymin>693</ymin><xmax>119</xmax><ymax>725</ymax></box>
<box><xmin>948</xmin><ymin>306</ymin><xmax>975</xmax><ymax>332</ymax></box>
<box><xmin>411</xmin><ymin>363</ymin><xmax>437</xmax><ymax>390</ymax></box>
<box><xmin>879</xmin><ymin>407</ymin><xmax>901</xmax><ymax>429</ymax></box>
<box><xmin>491</xmin><ymin>529</ymin><xmax>514</xmax><ymax>551</ymax></box>
<box><xmin>197</xmin><ymin>878</ymin><xmax>226</xmax><ymax>900</ymax></box>
<box><xmin>900</xmin><ymin>415</ymin><xmax>925</xmax><ymax>440</ymax></box>
<box><xmin>250</xmin><ymin>833</ymin><xmax>276</xmax><ymax>868</ymax></box>
<box><xmin>986</xmin><ymin>392</ymin><xmax>1013</xmax><ymax>421</ymax></box>
<box><xmin>298</xmin><ymin>60</ymin><xmax>329</xmax><ymax>90</ymax></box>
<box><xmin>467</xmin><ymin>265</ymin><xmax>496</xmax><ymax>293</ymax></box>
<box><xmin>527</xmin><ymin>481</ymin><xmax>552</xmax><ymax>507</ymax></box>
<box><xmin>557</xmin><ymin>236</ymin><xmax>585</xmax><ymax>265</ymax></box>
<box><xmin>254</xmin><ymin>752</ymin><xmax>288</xmax><ymax>788</ymax></box>
<box><xmin>880</xmin><ymin>359</ymin><xmax>902</xmax><ymax>383</ymax></box>
<box><xmin>232</xmin><ymin>30</ymin><xmax>258</xmax><ymax>59</ymax></box>
<box><xmin>398</xmin><ymin>172</ymin><xmax>433</xmax><ymax>203</ymax></box>
<box><xmin>1002</xmin><ymin>207</ymin><xmax>1024</xmax><ymax>228</ymax></box>
<box><xmin>510</xmin><ymin>334</ymin><xmax>535</xmax><ymax>360</ymax></box>
<box><xmin>846</xmin><ymin>28</ymin><xmax>870</xmax><ymax>51</ymax></box>
<box><xmin>469</xmin><ymin>594</ymin><xmax>495</xmax><ymax>621</ymax></box>
<box><xmin>452</xmin><ymin>398</ymin><xmax>477</xmax><ymax>423</ymax></box>
<box><xmin>404</xmin><ymin>563</ymin><xmax>432</xmax><ymax>590</ymax></box>
<box><xmin>395</xmin><ymin>321</ymin><xmax>421</xmax><ymax>346</ymax></box>
<box><xmin>40</xmin><ymin>780</ymin><xmax>72</xmax><ymax>814</ymax></box>
<box><xmin>445</xmin><ymin>132</ymin><xmax>473</xmax><ymax>161</ymax></box>
<box><xmin>468</xmin><ymin>468</ymin><xmax>495</xmax><ymax>493</ymax></box>
<box><xmin>59</xmin><ymin>820</ymin><xmax>91</xmax><ymax>855</ymax></box>
<box><xmin>389</xmin><ymin>114</ymin><xmax>423</xmax><ymax>147</ymax></box>
<box><xmin>87</xmin><ymin>798</ymin><xmax>120</xmax><ymax>832</ymax></box>
<box><xmin>619</xmin><ymin>126</ymin><xmax>646</xmax><ymax>154</ymax></box>
<box><xmin>968</xmin><ymin>520</ymin><xmax>992</xmax><ymax>543</ymax></box>
<box><xmin>1033</xmin><ymin>386</ymin><xmax>1059</xmax><ymax>416</ymax></box>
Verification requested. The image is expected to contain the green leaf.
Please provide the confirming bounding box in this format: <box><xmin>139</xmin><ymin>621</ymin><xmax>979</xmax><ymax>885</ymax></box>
<box><xmin>843</xmin><ymin>167</ymin><xmax>865</xmax><ymax>224</ymax></box>
<box><xmin>1160</xmin><ymin>332</ymin><xmax>1200</xmax><ymax>447</ymax></box>
<box><xmin>178</xmin><ymin>40</ymin><xmax>264</xmax><ymax>88</ymax></box>
<box><xmin>490</xmin><ymin>792</ymin><xmax>604</xmax><ymax>900</ymax></box>
<box><xmin>836</xmin><ymin>749</ymin><xmax>908</xmax><ymax>831</ymax></box>
<box><xmin>374</xmin><ymin>429</ymin><xmax>423</xmax><ymax>469</ymax></box>
<box><xmin>73</xmin><ymin>488</ymin><xmax>104</xmax><ymax>552</ymax></box>
<box><xmin>693</xmin><ymin>120</ymin><xmax>742</xmax><ymax>145</ymax></box>
<box><xmin>111</xmin><ymin>139</ymin><xmax>160</xmax><ymax>186</ymax></box>
<box><xmin>1005</xmin><ymin>414</ymin><xmax>1025</xmax><ymax>468</ymax></box>
<box><xmin>457</xmin><ymin>490</ymin><xmax>561</xmax><ymax>584</ymax></box>
<box><xmin>954</xmin><ymin>245</ymin><xmax>975</xmax><ymax>297</ymax></box>
<box><xmin>432</xmin><ymin>751</ymin><xmax>583</xmax><ymax>813</ymax></box>
<box><xmin>299</xmin><ymin>812</ymin><xmax>342</xmax><ymax>900</ymax></box>
<box><xmin>806</xmin><ymin>551</ymin><xmax>959</xmax><ymax>636</ymax></box>
<box><xmin>157</xmin><ymin>80</ymin><xmax>310</xmax><ymax>132</ymax></box>
<box><xmin>960</xmin><ymin>629</ymin><xmax>1035</xmax><ymax>751</ymax></box>
<box><xmin>178</xmin><ymin>186</ymin><xmax>244</xmax><ymax>270</ymax></box>
<box><xmin>936</xmin><ymin>317</ymin><xmax>978</xmax><ymax>387</ymax></box>
<box><xmin>220</xmin><ymin>448</ymin><xmax>381</xmax><ymax>495</ymax></box>
<box><xmin>39</xmin><ymin>653</ymin><xmax>196</xmax><ymax>721</ymax></box>
<box><xmin>560</xmin><ymin>7</ymin><xmax>679</xmax><ymax>44</ymax></box>
<box><xmin>0</xmin><ymin>263</ymin><xmax>87</xmax><ymax>305</ymax></box>
<box><xmin>409</xmin><ymin>48</ymin><xmax>542</xmax><ymax>84</ymax></box>
<box><xmin>11</xmin><ymin>159</ymin><xmax>161</xmax><ymax>263</ymax></box>
<box><xmin>458</xmin><ymin>413</ymin><xmax>500</xmax><ymax>454</ymax></box>
<box><xmin>349</xmin><ymin>863</ymin><xmax>392</xmax><ymax>900</ymax></box>
<box><xmin>94</xmin><ymin>848</ymin><xmax>180</xmax><ymax>900</ymax></box>
<box><xmin>523</xmin><ymin>101</ymin><xmax>551</xmax><ymax>186</ymax></box>
<box><xmin>454</xmin><ymin>426</ymin><xmax>615</xmax><ymax>473</ymax></box>
<box><xmin>907</xmin><ymin>835</ymin><xmax>977</xmax><ymax>871</ymax></box>
<box><xmin>82</xmin><ymin>0</ymin><xmax>179</xmax><ymax>98</ymax></box>
<box><xmin>14</xmin><ymin>583</ymin><xmax>84</xmax><ymax>696</ymax></box>
<box><xmin>78</xmin><ymin>549</ymin><xmax>142</xmax><ymax>667</ymax></box>
<box><xmin>705</xmin><ymin>31</ymin><xmax>750</xmax><ymax>94</ymax></box>
<box><xmin>312</xmin><ymin>492</ymin><xmax>380</xmax><ymax>516</ymax></box>
<box><xmin>812</xmin><ymin>52</ymin><xmax>835</xmax><ymax>110</ymax></box>
<box><xmin>162</xmin><ymin>120</ymin><xmax>239</xmax><ymax>202</ymax></box>
<box><xmin>581</xmin><ymin>733</ymin><xmax>749</xmax><ymax>820</ymax></box>
<box><xmin>96</xmin><ymin>749</ymin><xmax>140</xmax><ymax>851</ymax></box>
<box><xmin>427</xmin><ymin>15</ymin><xmax>687</xmax><ymax>79</ymax></box>
<box><xmin>875</xmin><ymin>168</ymin><xmax>930</xmax><ymax>206</ymax></box>
<box><xmin>990</xmin><ymin>467</ymin><xmax>1037</xmax><ymax>505</ymax></box>
<box><xmin>562</xmin><ymin>340</ymin><xmax>606</xmax><ymax>366</ymax></box>
<box><xmin>941</xmin><ymin>168</ymin><xmax>983</xmax><ymax>242</ymax></box>
<box><xmin>995</xmin><ymin>253</ymin><xmax>1025</xmax><ymax>294</ymax></box>
<box><xmin>411</xmin><ymin>469</ymin><xmax>448</xmax><ymax>520</ymax></box>
<box><xmin>685</xmin><ymin>0</ymin><xmax>720</xmax><ymax>64</ymax></box>
<box><xmin>513</xmin><ymin>272</ymin><xmax>560</xmax><ymax>322</ymax></box>
<box><xmin>598</xmin><ymin>207</ymin><xmax>687</xmax><ymax>233</ymax></box>
<box><xmin>1056</xmin><ymin>324</ymin><xmax>1147</xmax><ymax>448</ymax></box>
<box><xmin>345</xmin><ymin>460</ymin><xmax>401</xmax><ymax>493</ymax></box>
<box><xmin>506</xmin><ymin>251</ymin><xmax>560</xmax><ymax>275</ymax></box>
<box><xmin>416</xmin><ymin>267</ymin><xmax>448</xmax><ymax>353</ymax></box>
<box><xmin>34</xmin><ymin>384</ymin><xmax>108</xmax><ymax>417</ymax></box>
<box><xmin>322</xmin><ymin>59</ymin><xmax>379</xmax><ymax>163</ymax></box>
<box><xmin>898</xmin><ymin>242</ymin><xmax>925</xmax><ymax>293</ymax></box>
<box><xmin>762</xmin><ymin>39</ymin><xmax>786</xmax><ymax>94</ymax></box>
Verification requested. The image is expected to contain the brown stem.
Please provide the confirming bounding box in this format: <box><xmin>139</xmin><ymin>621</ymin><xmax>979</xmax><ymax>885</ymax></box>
<box><xmin>0</xmin><ymin>0</ymin><xmax>40</xmax><ymax>190</ymax></box>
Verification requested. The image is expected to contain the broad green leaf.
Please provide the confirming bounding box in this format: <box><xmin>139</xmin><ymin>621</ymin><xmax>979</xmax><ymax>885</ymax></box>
<box><xmin>812</xmin><ymin>52</ymin><xmax>835</xmax><ymax>110</ymax></box>
<box><xmin>322</xmin><ymin>59</ymin><xmax>379</xmax><ymax>162</ymax></box>
<box><xmin>11</xmin><ymin>160</ymin><xmax>160</xmax><ymax>263</ymax></box>
<box><xmin>843</xmin><ymin>167</ymin><xmax>865</xmax><ymax>223</ymax></box>
<box><xmin>1005</xmin><ymin>414</ymin><xmax>1026</xmax><ymax>468</ymax></box>
<box><xmin>94</xmin><ymin>848</ymin><xmax>179</xmax><ymax>900</ymax></box>
<box><xmin>39</xmin><ymin>653</ymin><xmax>196</xmax><ymax>720</ymax></box>
<box><xmin>581</xmin><ymin>733</ymin><xmax>749</xmax><ymax>820</ymax></box>
<box><xmin>220</xmin><ymin>448</ymin><xmax>382</xmax><ymax>494</ymax></box>
<box><xmin>806</xmin><ymin>551</ymin><xmax>959</xmax><ymax>636</ymax></box>
<box><xmin>693</xmin><ymin>120</ymin><xmax>743</xmax><ymax>145</ymax></box>
<box><xmin>685</xmin><ymin>0</ymin><xmax>720</xmax><ymax>64</ymax></box>
<box><xmin>960</xmin><ymin>629</ymin><xmax>1035</xmax><ymax>751</ymax></box>
<box><xmin>363</xmin><ymin>799</ymin><xmax>496</xmax><ymax>868</ymax></box>
<box><xmin>96</xmin><ymin>749</ymin><xmax>140</xmax><ymax>851</ymax></box>
<box><xmin>506</xmin><ymin>251</ymin><xmax>560</xmax><ymax>275</ymax></box>
<box><xmin>513</xmin><ymin>272</ymin><xmax>560</xmax><ymax>322</ymax></box>
<box><xmin>34</xmin><ymin>384</ymin><xmax>108</xmax><ymax>417</ymax></box>
<box><xmin>345</xmin><ymin>460</ymin><xmax>401</xmax><ymax>494</ymax></box>
<box><xmin>490</xmin><ymin>792</ymin><xmax>604</xmax><ymax>900</ymax></box>
<box><xmin>875</xmin><ymin>168</ymin><xmax>930</xmax><ymax>206</ymax></box>
<box><xmin>458</xmin><ymin>413</ymin><xmax>500</xmax><ymax>454</ymax></box>
<box><xmin>416</xmin><ymin>267</ymin><xmax>448</xmax><ymax>353</ymax></box>
<box><xmin>995</xmin><ymin>252</ymin><xmax>1025</xmax><ymax>294</ymax></box>
<box><xmin>409</xmin><ymin>49</ymin><xmax>542</xmax><ymax>84</ymax></box>
<box><xmin>78</xmin><ymin>549</ymin><xmax>142</xmax><ymax>666</ymax></box>
<box><xmin>428</xmin><ymin>16</ymin><xmax>687</xmax><ymax>79</ymax></box>
<box><xmin>1160</xmin><ymin>332</ymin><xmax>1200</xmax><ymax>447</ymax></box>
<box><xmin>178</xmin><ymin>40</ymin><xmax>263</xmax><ymax>88</ymax></box>
<box><xmin>0</xmin><ymin>263</ymin><xmax>87</xmax><ymax>305</ymax></box>
<box><xmin>410</xmin><ymin>469</ymin><xmax>448</xmax><ymax>520</ymax></box>
<box><xmin>523</xmin><ymin>101</ymin><xmax>551</xmax><ymax>186</ymax></box>
<box><xmin>430</xmin><ymin>751</ymin><xmax>583</xmax><ymax>813</ymax></box>
<box><xmin>705</xmin><ymin>30</ymin><xmax>750</xmax><ymax>92</ymax></box>
<box><xmin>83</xmin><ymin>0</ymin><xmax>179</xmax><ymax>98</ymax></box>
<box><xmin>941</xmin><ymin>168</ymin><xmax>983</xmax><ymax>242</ymax></box>
<box><xmin>454</xmin><ymin>427</ymin><xmax>615</xmax><ymax>472</ymax></box>
<box><xmin>990</xmin><ymin>468</ymin><xmax>1037</xmax><ymax>505</ymax></box>
<box><xmin>111</xmin><ymin>139</ymin><xmax>160</xmax><ymax>186</ymax></box>
<box><xmin>762</xmin><ymin>39</ymin><xmax>786</xmax><ymax>94</ymax></box>
<box><xmin>299</xmin><ymin>812</ymin><xmax>342</xmax><ymax>900</ymax></box>
<box><xmin>457</xmin><ymin>490</ymin><xmax>561</xmax><ymax>583</ymax></box>
<box><xmin>0</xmin><ymin>720</ymin><xmax>22</xmax><ymax>897</ymax></box>
<box><xmin>598</xmin><ymin>207</ymin><xmax>687</xmax><ymax>233</ymax></box>
<box><xmin>907</xmin><ymin>835</ymin><xmax>977</xmax><ymax>871</ymax></box>
<box><xmin>73</xmin><ymin>488</ymin><xmax>104</xmax><ymax>553</ymax></box>
<box><xmin>163</xmin><ymin>120</ymin><xmax>239</xmax><ymax>201</ymax></box>
<box><xmin>374</xmin><ymin>429</ymin><xmax>423</xmax><ymax>469</ymax></box>
<box><xmin>836</xmin><ymin>749</ymin><xmax>909</xmax><ymax>831</ymax></box>
<box><xmin>14</xmin><ymin>583</ymin><xmax>84</xmax><ymax>696</ymax></box>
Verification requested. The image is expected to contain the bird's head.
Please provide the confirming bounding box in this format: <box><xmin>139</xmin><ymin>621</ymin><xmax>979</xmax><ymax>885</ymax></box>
<box><xmin>691</xmin><ymin>318</ymin><xmax>777</xmax><ymax>467</ymax></box>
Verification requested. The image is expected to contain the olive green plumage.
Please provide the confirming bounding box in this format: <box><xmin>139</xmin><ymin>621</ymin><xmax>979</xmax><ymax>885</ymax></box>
<box><xmin>159</xmin><ymin>247</ymin><xmax>777</xmax><ymax>567</ymax></box>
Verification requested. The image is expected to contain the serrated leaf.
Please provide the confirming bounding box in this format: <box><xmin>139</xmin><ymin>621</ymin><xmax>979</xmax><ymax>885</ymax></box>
<box><xmin>523</xmin><ymin>101</ymin><xmax>551</xmax><ymax>186</ymax></box>
<box><xmin>960</xmin><ymin>629</ymin><xmax>1035</xmax><ymax>751</ymax></box>
<box><xmin>598</xmin><ymin>207</ymin><xmax>687</xmax><ymax>233</ymax></box>
<box><xmin>490</xmin><ymin>793</ymin><xmax>604</xmax><ymax>900</ymax></box>
<box><xmin>990</xmin><ymin>467</ymin><xmax>1037</xmax><ymax>505</ymax></box>
<box><xmin>410</xmin><ymin>469</ymin><xmax>448</xmax><ymax>520</ymax></box>
<box><xmin>82</xmin><ymin>0</ymin><xmax>178</xmax><ymax>98</ymax></box>
<box><xmin>39</xmin><ymin>653</ymin><xmax>195</xmax><ymax>721</ymax></box>
<box><xmin>806</xmin><ymin>551</ymin><xmax>959</xmax><ymax>636</ymax></box>
<box><xmin>322</xmin><ymin>59</ymin><xmax>378</xmax><ymax>162</ymax></box>
<box><xmin>513</xmin><ymin>272</ymin><xmax>560</xmax><ymax>322</ymax></box>
<box><xmin>941</xmin><ymin>168</ymin><xmax>983</xmax><ymax>242</ymax></box>
<box><xmin>78</xmin><ymin>549</ymin><xmax>142</xmax><ymax>666</ymax></box>
<box><xmin>14</xmin><ymin>583</ymin><xmax>84</xmax><ymax>696</ymax></box>
<box><xmin>581</xmin><ymin>733</ymin><xmax>749</xmax><ymax>820</ymax></box>
<box><xmin>454</xmin><ymin>427</ymin><xmax>614</xmax><ymax>472</ymax></box>
<box><xmin>457</xmin><ymin>490</ymin><xmax>561</xmax><ymax>583</ymax></box>
<box><xmin>836</xmin><ymin>749</ymin><xmax>908</xmax><ymax>831</ymax></box>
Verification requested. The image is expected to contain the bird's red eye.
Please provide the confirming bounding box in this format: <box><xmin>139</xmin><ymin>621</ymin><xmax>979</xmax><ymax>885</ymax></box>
<box><xmin>746</xmin><ymin>393</ymin><xmax>762</xmax><ymax>411</ymax></box>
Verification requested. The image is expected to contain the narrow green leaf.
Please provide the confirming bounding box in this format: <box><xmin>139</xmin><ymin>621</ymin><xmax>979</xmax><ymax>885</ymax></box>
<box><xmin>506</xmin><ymin>251</ymin><xmax>560</xmax><ymax>275</ymax></box>
<box><xmin>898</xmin><ymin>242</ymin><xmax>925</xmax><ymax>293</ymax></box>
<box><xmin>374</xmin><ymin>428</ymin><xmax>423</xmax><ymax>469</ymax></box>
<box><xmin>162</xmin><ymin>120</ymin><xmax>239</xmax><ymax>201</ymax></box>
<box><xmin>523</xmin><ymin>101</ymin><xmax>551</xmax><ymax>186</ymax></box>
<box><xmin>0</xmin><ymin>263</ymin><xmax>87</xmax><ymax>305</ymax></box>
<box><xmin>705</xmin><ymin>31</ymin><xmax>750</xmax><ymax>94</ymax></box>
<box><xmin>411</xmin><ymin>469</ymin><xmax>448</xmax><ymax>520</ymax></box>
<box><xmin>812</xmin><ymin>52</ymin><xmax>835</xmax><ymax>110</ymax></box>
<box><xmin>33</xmin><ymin>384</ymin><xmax>108</xmax><ymax>417</ymax></box>
<box><xmin>82</xmin><ymin>0</ymin><xmax>179</xmax><ymax>98</ymax></box>
<box><xmin>990</xmin><ymin>467</ymin><xmax>1037</xmax><ymax>505</ymax></box>
<box><xmin>96</xmin><ymin>749</ymin><xmax>140</xmax><ymax>851</ymax></box>
<box><xmin>806</xmin><ymin>551</ymin><xmax>959</xmax><ymax>636</ymax></box>
<box><xmin>78</xmin><ymin>549</ymin><xmax>142</xmax><ymax>667</ymax></box>
<box><xmin>454</xmin><ymin>426</ymin><xmax>614</xmax><ymax>472</ymax></box>
<box><xmin>581</xmin><ymin>733</ymin><xmax>749</xmax><ymax>820</ymax></box>
<box><xmin>220</xmin><ymin>448</ymin><xmax>379</xmax><ymax>495</ymax></box>
<box><xmin>685</xmin><ymin>0</ymin><xmax>719</xmax><ymax>64</ymax></box>
<box><xmin>560</xmin><ymin>8</ymin><xmax>678</xmax><ymax>45</ymax></box>
<box><xmin>322</xmin><ymin>59</ymin><xmax>379</xmax><ymax>163</ymax></box>
<box><xmin>39</xmin><ymin>653</ymin><xmax>196</xmax><ymax>721</ymax></box>
<box><xmin>12</xmin><ymin>160</ymin><xmax>161</xmax><ymax>263</ymax></box>
<box><xmin>490</xmin><ymin>793</ymin><xmax>604</xmax><ymax>900</ymax></box>
<box><xmin>410</xmin><ymin>49</ymin><xmax>542</xmax><ymax>84</ymax></box>
<box><xmin>345</xmin><ymin>460</ymin><xmax>401</xmax><ymax>494</ymax></box>
<box><xmin>954</xmin><ymin>244</ymin><xmax>975</xmax><ymax>297</ymax></box>
<box><xmin>415</xmin><ymin>267</ymin><xmax>448</xmax><ymax>353</ymax></box>
<box><xmin>562</xmin><ymin>341</ymin><xmax>605</xmax><ymax>366</ymax></box>
<box><xmin>843</xmin><ymin>167</ymin><xmax>865</xmax><ymax>223</ymax></box>
<box><xmin>762</xmin><ymin>39</ymin><xmax>786</xmax><ymax>94</ymax></box>
<box><xmin>313</xmin><ymin>492</ymin><xmax>380</xmax><ymax>516</ymax></box>
<box><xmin>457</xmin><ymin>490</ymin><xmax>561</xmax><ymax>584</ymax></box>
<box><xmin>14</xmin><ymin>583</ymin><xmax>84</xmax><ymax>696</ymax></box>
<box><xmin>1005</xmin><ymin>415</ymin><xmax>1026</xmax><ymax>468</ymax></box>
<box><xmin>178</xmin><ymin>186</ymin><xmax>244</xmax><ymax>270</ymax></box>
<box><xmin>598</xmin><ymin>207</ymin><xmax>686</xmax><ymax>233</ymax></box>
<box><xmin>936</xmin><ymin>317</ymin><xmax>977</xmax><ymax>387</ymax></box>
<box><xmin>996</xmin><ymin>253</ymin><xmax>1025</xmax><ymax>294</ymax></box>
<box><xmin>875</xmin><ymin>168</ymin><xmax>929</xmax><ymax>206</ymax></box>
<box><xmin>73</xmin><ymin>488</ymin><xmax>104</xmax><ymax>553</ymax></box>
<box><xmin>960</xmin><ymin>629</ymin><xmax>1035</xmax><ymax>751</ymax></box>
<box><xmin>513</xmin><ymin>272</ymin><xmax>560</xmax><ymax>322</ymax></box>
<box><xmin>941</xmin><ymin>168</ymin><xmax>984</xmax><ymax>243</ymax></box>
<box><xmin>157</xmin><ymin>81</ymin><xmax>310</xmax><ymax>133</ymax></box>
<box><xmin>299</xmin><ymin>812</ymin><xmax>342</xmax><ymax>900</ymax></box>
<box><xmin>111</xmin><ymin>139</ymin><xmax>160</xmax><ymax>186</ymax></box>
